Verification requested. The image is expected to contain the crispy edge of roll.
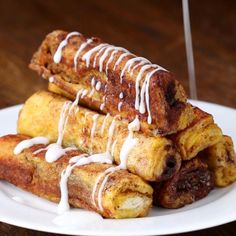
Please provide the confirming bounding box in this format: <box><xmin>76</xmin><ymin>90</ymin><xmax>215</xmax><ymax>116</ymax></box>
<box><xmin>29</xmin><ymin>30</ymin><xmax>194</xmax><ymax>135</ymax></box>
<box><xmin>153</xmin><ymin>158</ymin><xmax>214</xmax><ymax>208</ymax></box>
<box><xmin>170</xmin><ymin>107</ymin><xmax>223</xmax><ymax>160</ymax></box>
<box><xmin>0</xmin><ymin>134</ymin><xmax>153</xmax><ymax>219</ymax></box>
<box><xmin>201</xmin><ymin>135</ymin><xmax>236</xmax><ymax>187</ymax></box>
<box><xmin>17</xmin><ymin>90</ymin><xmax>181</xmax><ymax>182</ymax></box>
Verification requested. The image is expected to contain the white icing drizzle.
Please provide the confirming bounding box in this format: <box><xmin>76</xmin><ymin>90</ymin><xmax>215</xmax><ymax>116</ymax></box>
<box><xmin>58</xmin><ymin>154</ymin><xmax>86</xmax><ymax>214</ymax></box>
<box><xmin>91</xmin><ymin>77</ymin><xmax>96</xmax><ymax>86</ymax></box>
<box><xmin>105</xmin><ymin>49</ymin><xmax>119</xmax><ymax>74</ymax></box>
<box><xmin>82</xmin><ymin>43</ymin><xmax>108</xmax><ymax>67</ymax></box>
<box><xmin>94</xmin><ymin>116</ymin><xmax>140</xmax><ymax>211</ymax></box>
<box><xmin>14</xmin><ymin>137</ymin><xmax>49</xmax><ymax>155</ymax></box>
<box><xmin>139</xmin><ymin>66</ymin><xmax>163</xmax><ymax>123</ymax></box>
<box><xmin>118</xmin><ymin>101</ymin><xmax>123</xmax><ymax>111</ymax></box>
<box><xmin>134</xmin><ymin>64</ymin><xmax>154</xmax><ymax>110</ymax></box>
<box><xmin>130</xmin><ymin>60</ymin><xmax>150</xmax><ymax>75</ymax></box>
<box><xmin>81</xmin><ymin>89</ymin><xmax>88</xmax><ymax>98</ymax></box>
<box><xmin>119</xmin><ymin>92</ymin><xmax>124</xmax><ymax>99</ymax></box>
<box><xmin>155</xmin><ymin>64</ymin><xmax>167</xmax><ymax>72</ymax></box>
<box><xmin>99</xmin><ymin>46</ymin><xmax>115</xmax><ymax>72</ymax></box>
<box><xmin>105</xmin><ymin>47</ymin><xmax>129</xmax><ymax>74</ymax></box>
<box><xmin>139</xmin><ymin>66</ymin><xmax>158</xmax><ymax>114</ymax></box>
<box><xmin>54</xmin><ymin>32</ymin><xmax>80</xmax><ymax>64</ymax></box>
<box><xmin>145</xmin><ymin>68</ymin><xmax>162</xmax><ymax>124</ymax></box>
<box><xmin>93</xmin><ymin>45</ymin><xmax>109</xmax><ymax>68</ymax></box>
<box><xmin>45</xmin><ymin>99</ymin><xmax>78</xmax><ymax>163</ymax></box>
<box><xmin>100</xmin><ymin>103</ymin><xmax>105</xmax><ymax>111</ymax></box>
<box><xmin>93</xmin><ymin>115</ymin><xmax>117</xmax><ymax>189</ymax></box>
<box><xmin>97</xmin><ymin>170</ymin><xmax>114</xmax><ymax>210</ymax></box>
<box><xmin>118</xmin><ymin>116</ymin><xmax>139</xmax><ymax>169</ymax></box>
<box><xmin>127</xmin><ymin>57</ymin><xmax>150</xmax><ymax>73</ymax></box>
<box><xmin>111</xmin><ymin>139</ymin><xmax>117</xmax><ymax>157</ymax></box>
<box><xmin>49</xmin><ymin>76</ymin><xmax>54</xmax><ymax>83</ymax></box>
<box><xmin>74</xmin><ymin>39</ymin><xmax>93</xmax><ymax>71</ymax></box>
<box><xmin>91</xmin><ymin>172</ymin><xmax>106</xmax><ymax>207</ymax></box>
<box><xmin>63</xmin><ymin>89</ymin><xmax>84</xmax><ymax>129</ymax></box>
<box><xmin>89</xmin><ymin>77</ymin><xmax>96</xmax><ymax>97</ymax></box>
<box><xmin>58</xmin><ymin>153</ymin><xmax>112</xmax><ymax>214</ymax></box>
<box><xmin>69</xmin><ymin>90</ymin><xmax>83</xmax><ymax>112</ymax></box>
<box><xmin>35</xmin><ymin>100</ymin><xmax>77</xmax><ymax>163</ymax></box>
<box><xmin>139</xmin><ymin>81</ymin><xmax>147</xmax><ymax>114</ymax></box>
<box><xmin>72</xmin><ymin>152</ymin><xmax>112</xmax><ymax>209</ymax></box>
<box><xmin>33</xmin><ymin>147</ymin><xmax>46</xmax><ymax>155</ymax></box>
<box><xmin>120</xmin><ymin>57</ymin><xmax>148</xmax><ymax>83</ymax></box>
<box><xmin>127</xmin><ymin>115</ymin><xmax>141</xmax><ymax>131</ymax></box>
<box><xmin>138</xmin><ymin>65</ymin><xmax>167</xmax><ymax>119</ymax></box>
<box><xmin>101</xmin><ymin>113</ymin><xmax>110</xmax><ymax>135</ymax></box>
<box><xmin>45</xmin><ymin>145</ymin><xmax>76</xmax><ymax>163</ymax></box>
<box><xmin>91</xmin><ymin>164</ymin><xmax>116</xmax><ymax>209</ymax></box>
<box><xmin>57</xmin><ymin>101</ymin><xmax>72</xmax><ymax>146</ymax></box>
<box><xmin>95</xmin><ymin>81</ymin><xmax>101</xmax><ymax>91</ymax></box>
<box><xmin>113</xmin><ymin>52</ymin><xmax>131</xmax><ymax>70</ymax></box>
<box><xmin>118</xmin><ymin>91</ymin><xmax>123</xmax><ymax>112</ymax></box>
<box><xmin>57</xmin><ymin>102</ymin><xmax>72</xmax><ymax>146</ymax></box>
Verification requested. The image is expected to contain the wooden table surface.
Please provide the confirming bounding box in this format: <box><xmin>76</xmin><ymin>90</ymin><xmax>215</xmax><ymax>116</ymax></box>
<box><xmin>0</xmin><ymin>0</ymin><xmax>235</xmax><ymax>235</ymax></box>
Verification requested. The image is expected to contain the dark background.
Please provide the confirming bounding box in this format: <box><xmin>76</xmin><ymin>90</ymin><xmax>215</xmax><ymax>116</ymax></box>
<box><xmin>0</xmin><ymin>0</ymin><xmax>236</xmax><ymax>235</ymax></box>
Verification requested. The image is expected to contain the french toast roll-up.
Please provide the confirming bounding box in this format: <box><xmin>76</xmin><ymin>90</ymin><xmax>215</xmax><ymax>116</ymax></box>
<box><xmin>201</xmin><ymin>135</ymin><xmax>236</xmax><ymax>187</ymax></box>
<box><xmin>17</xmin><ymin>91</ymin><xmax>181</xmax><ymax>182</ymax></box>
<box><xmin>169</xmin><ymin>107</ymin><xmax>223</xmax><ymax>160</ymax></box>
<box><xmin>153</xmin><ymin>158</ymin><xmax>214</xmax><ymax>209</ymax></box>
<box><xmin>0</xmin><ymin>134</ymin><xmax>153</xmax><ymax>219</ymax></box>
<box><xmin>29</xmin><ymin>30</ymin><xmax>194</xmax><ymax>135</ymax></box>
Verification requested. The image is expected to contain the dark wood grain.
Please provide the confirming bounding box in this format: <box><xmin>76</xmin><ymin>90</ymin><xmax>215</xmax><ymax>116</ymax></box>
<box><xmin>0</xmin><ymin>0</ymin><xmax>235</xmax><ymax>235</ymax></box>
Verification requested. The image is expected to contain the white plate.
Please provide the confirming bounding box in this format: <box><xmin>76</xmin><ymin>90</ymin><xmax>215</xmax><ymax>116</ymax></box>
<box><xmin>0</xmin><ymin>101</ymin><xmax>236</xmax><ymax>236</ymax></box>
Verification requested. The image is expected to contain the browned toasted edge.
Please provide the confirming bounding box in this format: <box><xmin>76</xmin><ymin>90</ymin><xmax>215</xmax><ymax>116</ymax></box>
<box><xmin>152</xmin><ymin>157</ymin><xmax>214</xmax><ymax>208</ymax></box>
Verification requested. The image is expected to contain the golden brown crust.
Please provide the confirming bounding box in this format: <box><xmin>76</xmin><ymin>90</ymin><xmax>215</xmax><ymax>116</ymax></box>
<box><xmin>153</xmin><ymin>158</ymin><xmax>214</xmax><ymax>208</ymax></box>
<box><xmin>29</xmin><ymin>30</ymin><xmax>194</xmax><ymax>135</ymax></box>
<box><xmin>201</xmin><ymin>135</ymin><xmax>236</xmax><ymax>187</ymax></box>
<box><xmin>0</xmin><ymin>134</ymin><xmax>153</xmax><ymax>219</ymax></box>
<box><xmin>17</xmin><ymin>90</ymin><xmax>181</xmax><ymax>182</ymax></box>
<box><xmin>169</xmin><ymin>107</ymin><xmax>223</xmax><ymax>160</ymax></box>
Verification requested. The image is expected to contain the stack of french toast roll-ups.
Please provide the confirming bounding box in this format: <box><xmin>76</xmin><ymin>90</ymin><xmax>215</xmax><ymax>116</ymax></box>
<box><xmin>1</xmin><ymin>30</ymin><xmax>236</xmax><ymax>219</ymax></box>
